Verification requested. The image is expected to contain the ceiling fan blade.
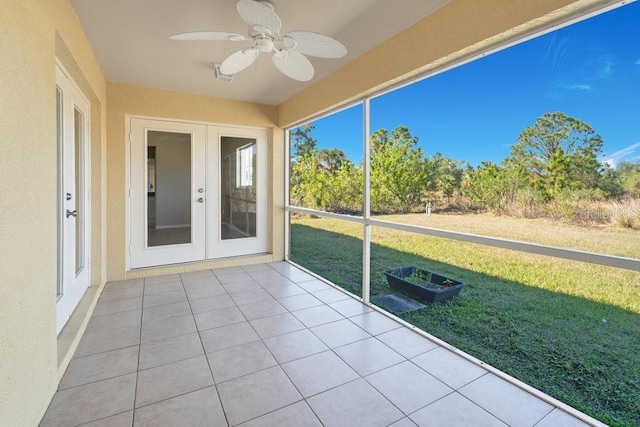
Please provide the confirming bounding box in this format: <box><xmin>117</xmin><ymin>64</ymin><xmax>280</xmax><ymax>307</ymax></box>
<box><xmin>272</xmin><ymin>49</ymin><xmax>314</xmax><ymax>82</ymax></box>
<box><xmin>236</xmin><ymin>0</ymin><xmax>281</xmax><ymax>35</ymax></box>
<box><xmin>169</xmin><ymin>31</ymin><xmax>249</xmax><ymax>41</ymax></box>
<box><xmin>283</xmin><ymin>31</ymin><xmax>347</xmax><ymax>58</ymax></box>
<box><xmin>220</xmin><ymin>48</ymin><xmax>258</xmax><ymax>74</ymax></box>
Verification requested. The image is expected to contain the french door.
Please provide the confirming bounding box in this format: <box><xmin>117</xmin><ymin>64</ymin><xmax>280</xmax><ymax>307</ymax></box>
<box><xmin>129</xmin><ymin>118</ymin><xmax>267</xmax><ymax>269</ymax></box>
<box><xmin>56</xmin><ymin>63</ymin><xmax>91</xmax><ymax>335</ymax></box>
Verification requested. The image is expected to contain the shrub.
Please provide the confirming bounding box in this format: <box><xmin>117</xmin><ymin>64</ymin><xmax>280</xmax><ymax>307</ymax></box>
<box><xmin>608</xmin><ymin>199</ymin><xmax>640</xmax><ymax>229</ymax></box>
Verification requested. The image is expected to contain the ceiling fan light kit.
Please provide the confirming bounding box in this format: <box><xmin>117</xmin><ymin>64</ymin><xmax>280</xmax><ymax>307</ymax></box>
<box><xmin>170</xmin><ymin>0</ymin><xmax>347</xmax><ymax>82</ymax></box>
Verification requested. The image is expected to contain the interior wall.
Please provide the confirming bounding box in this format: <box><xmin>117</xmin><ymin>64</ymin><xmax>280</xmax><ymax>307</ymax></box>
<box><xmin>0</xmin><ymin>0</ymin><xmax>107</xmax><ymax>425</ymax></box>
<box><xmin>106</xmin><ymin>83</ymin><xmax>283</xmax><ymax>280</ymax></box>
<box><xmin>279</xmin><ymin>0</ymin><xmax>610</xmax><ymax>127</ymax></box>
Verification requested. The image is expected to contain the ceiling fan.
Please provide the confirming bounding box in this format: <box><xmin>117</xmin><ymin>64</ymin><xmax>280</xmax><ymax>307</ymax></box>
<box><xmin>170</xmin><ymin>0</ymin><xmax>347</xmax><ymax>82</ymax></box>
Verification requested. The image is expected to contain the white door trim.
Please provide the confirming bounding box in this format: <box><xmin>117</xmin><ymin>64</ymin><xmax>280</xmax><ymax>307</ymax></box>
<box><xmin>129</xmin><ymin>118</ymin><xmax>207</xmax><ymax>268</ymax></box>
<box><xmin>55</xmin><ymin>61</ymin><xmax>91</xmax><ymax>335</ymax></box>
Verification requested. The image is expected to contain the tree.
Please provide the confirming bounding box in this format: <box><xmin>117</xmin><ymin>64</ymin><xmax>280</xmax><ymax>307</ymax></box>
<box><xmin>617</xmin><ymin>161</ymin><xmax>640</xmax><ymax>197</ymax></box>
<box><xmin>507</xmin><ymin>112</ymin><xmax>604</xmax><ymax>199</ymax></box>
<box><xmin>370</xmin><ymin>126</ymin><xmax>427</xmax><ymax>213</ymax></box>
<box><xmin>290</xmin><ymin>123</ymin><xmax>317</xmax><ymax>160</ymax></box>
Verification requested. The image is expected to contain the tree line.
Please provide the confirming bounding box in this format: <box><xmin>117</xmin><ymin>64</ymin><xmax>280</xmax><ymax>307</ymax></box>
<box><xmin>290</xmin><ymin>112</ymin><xmax>640</xmax><ymax>219</ymax></box>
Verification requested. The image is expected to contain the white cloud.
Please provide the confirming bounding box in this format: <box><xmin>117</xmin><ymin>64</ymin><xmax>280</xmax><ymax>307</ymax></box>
<box><xmin>635</xmin><ymin>59</ymin><xmax>640</xmax><ymax>65</ymax></box>
<box><xmin>602</xmin><ymin>142</ymin><xmax>640</xmax><ymax>167</ymax></box>
<box><xmin>568</xmin><ymin>84</ymin><xmax>591</xmax><ymax>91</ymax></box>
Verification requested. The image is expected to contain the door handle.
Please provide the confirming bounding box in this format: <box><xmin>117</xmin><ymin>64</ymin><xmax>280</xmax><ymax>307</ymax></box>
<box><xmin>197</xmin><ymin>198</ymin><xmax>205</xmax><ymax>203</ymax></box>
<box><xmin>66</xmin><ymin>209</ymin><xmax>78</xmax><ymax>218</ymax></box>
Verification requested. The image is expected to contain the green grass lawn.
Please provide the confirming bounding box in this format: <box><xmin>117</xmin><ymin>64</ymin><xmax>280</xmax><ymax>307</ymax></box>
<box><xmin>290</xmin><ymin>216</ymin><xmax>640</xmax><ymax>427</ymax></box>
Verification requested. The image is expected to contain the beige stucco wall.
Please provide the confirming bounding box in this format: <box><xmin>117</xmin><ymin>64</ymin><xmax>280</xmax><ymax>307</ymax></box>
<box><xmin>106</xmin><ymin>83</ymin><xmax>284</xmax><ymax>280</ymax></box>
<box><xmin>0</xmin><ymin>0</ymin><xmax>107</xmax><ymax>425</ymax></box>
<box><xmin>279</xmin><ymin>0</ymin><xmax>610</xmax><ymax>127</ymax></box>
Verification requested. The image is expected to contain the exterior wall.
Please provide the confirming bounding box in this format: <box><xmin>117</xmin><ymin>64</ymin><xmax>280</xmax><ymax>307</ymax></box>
<box><xmin>0</xmin><ymin>0</ymin><xmax>107</xmax><ymax>425</ymax></box>
<box><xmin>279</xmin><ymin>0</ymin><xmax>609</xmax><ymax>127</ymax></box>
<box><xmin>106</xmin><ymin>83</ymin><xmax>284</xmax><ymax>280</ymax></box>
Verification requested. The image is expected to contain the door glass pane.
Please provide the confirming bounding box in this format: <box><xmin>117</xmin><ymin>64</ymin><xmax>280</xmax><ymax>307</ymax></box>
<box><xmin>56</xmin><ymin>87</ymin><xmax>63</xmax><ymax>297</ymax></box>
<box><xmin>74</xmin><ymin>107</ymin><xmax>85</xmax><ymax>275</ymax></box>
<box><xmin>147</xmin><ymin>131</ymin><xmax>192</xmax><ymax>246</ymax></box>
<box><xmin>221</xmin><ymin>137</ymin><xmax>257</xmax><ymax>240</ymax></box>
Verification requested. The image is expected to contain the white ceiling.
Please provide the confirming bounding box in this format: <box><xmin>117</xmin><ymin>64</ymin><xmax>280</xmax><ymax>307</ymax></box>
<box><xmin>71</xmin><ymin>0</ymin><xmax>450</xmax><ymax>105</ymax></box>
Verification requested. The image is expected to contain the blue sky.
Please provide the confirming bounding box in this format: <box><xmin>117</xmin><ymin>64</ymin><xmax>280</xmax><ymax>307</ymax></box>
<box><xmin>300</xmin><ymin>1</ymin><xmax>640</xmax><ymax>167</ymax></box>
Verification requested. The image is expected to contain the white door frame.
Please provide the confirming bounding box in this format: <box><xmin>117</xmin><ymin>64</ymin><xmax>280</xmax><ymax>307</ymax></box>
<box><xmin>56</xmin><ymin>62</ymin><xmax>91</xmax><ymax>335</ymax></box>
<box><xmin>207</xmin><ymin>125</ymin><xmax>268</xmax><ymax>259</ymax></box>
<box><xmin>129</xmin><ymin>118</ymin><xmax>207</xmax><ymax>268</ymax></box>
<box><xmin>128</xmin><ymin>118</ymin><xmax>269</xmax><ymax>269</ymax></box>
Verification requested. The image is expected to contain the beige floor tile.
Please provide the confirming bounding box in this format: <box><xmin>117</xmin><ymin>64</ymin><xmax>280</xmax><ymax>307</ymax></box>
<box><xmin>142</xmin><ymin>301</ymin><xmax>191</xmax><ymax>323</ymax></box>
<box><xmin>282</xmin><ymin>271</ymin><xmax>316</xmax><ymax>283</ymax></box>
<box><xmin>186</xmin><ymin>284</ymin><xmax>228</xmax><ymax>300</ymax></box>
<box><xmin>412</xmin><ymin>347</ymin><xmax>486</xmax><ymax>389</ymax></box>
<box><xmin>142</xmin><ymin>290</ymin><xmax>187</xmax><ymax>308</ymax></box>
<box><xmin>182</xmin><ymin>275</ymin><xmax>222</xmax><ymax>290</ymax></box>
<box><xmin>349</xmin><ymin>311</ymin><xmax>402</xmax><ymax>335</ymax></box>
<box><xmin>264</xmin><ymin>329</ymin><xmax>328</xmax><ymax>364</ymax></box>
<box><xmin>217</xmin><ymin>366</ymin><xmax>302</xmax><ymax>426</ymax></box>
<box><xmin>134</xmin><ymin>386</ymin><xmax>226</xmax><ymax>427</ymax></box>
<box><xmin>208</xmin><ymin>340</ymin><xmax>278</xmax><ymax>383</ymax></box>
<box><xmin>80</xmin><ymin>410</ymin><xmax>133</xmax><ymax>427</ymax></box>
<box><xmin>334</xmin><ymin>337</ymin><xmax>404</xmax><ymax>376</ymax></box>
<box><xmin>139</xmin><ymin>332</ymin><xmax>204</xmax><ymax>370</ymax></box>
<box><xmin>292</xmin><ymin>305</ymin><xmax>344</xmax><ymax>328</ymax></box>
<box><xmin>310</xmin><ymin>319</ymin><xmax>371</xmax><ymax>348</ymax></box>
<box><xmin>189</xmin><ymin>294</ymin><xmax>236</xmax><ymax>314</ymax></box>
<box><xmin>74</xmin><ymin>325</ymin><xmax>140</xmax><ymax>358</ymax></box>
<box><xmin>282</xmin><ymin>351</ymin><xmax>359</xmax><ymax>398</ymax></box>
<box><xmin>135</xmin><ymin>356</ymin><xmax>214</xmax><ymax>408</ymax></box>
<box><xmin>143</xmin><ymin>280</ymin><xmax>183</xmax><ymax>296</ymax></box>
<box><xmin>87</xmin><ymin>309</ymin><xmax>142</xmax><ymax>332</ymax></box>
<box><xmin>278</xmin><ymin>293</ymin><xmax>324</xmax><ymax>311</ymax></box>
<box><xmin>230</xmin><ymin>288</ymin><xmax>275</xmax><ymax>306</ymax></box>
<box><xmin>410</xmin><ymin>392</ymin><xmax>507</xmax><ymax>427</ymax></box>
<box><xmin>215</xmin><ymin>270</ymin><xmax>253</xmax><ymax>284</ymax></box>
<box><xmin>328</xmin><ymin>298</ymin><xmax>373</xmax><ymax>317</ymax></box>
<box><xmin>140</xmin><ymin>314</ymin><xmax>196</xmax><ymax>343</ymax></box>
<box><xmin>180</xmin><ymin>269</ymin><xmax>215</xmax><ymax>280</ymax></box>
<box><xmin>389</xmin><ymin>417</ymin><xmax>418</xmax><ymax>427</ymax></box>
<box><xmin>307</xmin><ymin>379</ymin><xmax>403</xmax><ymax>427</ymax></box>
<box><xmin>366</xmin><ymin>361</ymin><xmax>452</xmax><ymax>414</ymax></box>
<box><xmin>221</xmin><ymin>279</ymin><xmax>263</xmax><ymax>294</ymax></box>
<box><xmin>459</xmin><ymin>374</ymin><xmax>554</xmax><ymax>426</ymax></box>
<box><xmin>242</xmin><ymin>263</ymin><xmax>274</xmax><ymax>273</ymax></box>
<box><xmin>296</xmin><ymin>279</ymin><xmax>332</xmax><ymax>293</ymax></box>
<box><xmin>311</xmin><ymin>287</ymin><xmax>350</xmax><ymax>304</ymax></box>
<box><xmin>194</xmin><ymin>306</ymin><xmax>246</xmax><ymax>331</ymax></box>
<box><xmin>249</xmin><ymin>312</ymin><xmax>306</xmax><ymax>339</ymax></box>
<box><xmin>199</xmin><ymin>322</ymin><xmax>260</xmax><ymax>353</ymax></box>
<box><xmin>60</xmin><ymin>346</ymin><xmax>139</xmax><ymax>390</ymax></box>
<box><xmin>266</xmin><ymin>284</ymin><xmax>307</xmax><ymax>298</ymax></box>
<box><xmin>40</xmin><ymin>373</ymin><xmax>136</xmax><ymax>426</ymax></box>
<box><xmin>238</xmin><ymin>401</ymin><xmax>322</xmax><ymax>427</ymax></box>
<box><xmin>247</xmin><ymin>269</ymin><xmax>286</xmax><ymax>281</ymax></box>
<box><xmin>99</xmin><ymin>286</ymin><xmax>144</xmax><ymax>302</ymax></box>
<box><xmin>256</xmin><ymin>275</ymin><xmax>297</xmax><ymax>288</ymax></box>
<box><xmin>376</xmin><ymin>328</ymin><xmax>438</xmax><ymax>359</ymax></box>
<box><xmin>93</xmin><ymin>297</ymin><xmax>143</xmax><ymax>316</ymax></box>
<box><xmin>535</xmin><ymin>409</ymin><xmax>591</xmax><ymax>427</ymax></box>
<box><xmin>103</xmin><ymin>278</ymin><xmax>144</xmax><ymax>292</ymax></box>
<box><xmin>145</xmin><ymin>274</ymin><xmax>181</xmax><ymax>286</ymax></box>
<box><xmin>238</xmin><ymin>299</ymin><xmax>288</xmax><ymax>320</ymax></box>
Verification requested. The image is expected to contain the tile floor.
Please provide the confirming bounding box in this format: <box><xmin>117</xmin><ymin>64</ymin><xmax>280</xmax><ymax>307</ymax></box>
<box><xmin>41</xmin><ymin>262</ymin><xmax>592</xmax><ymax>426</ymax></box>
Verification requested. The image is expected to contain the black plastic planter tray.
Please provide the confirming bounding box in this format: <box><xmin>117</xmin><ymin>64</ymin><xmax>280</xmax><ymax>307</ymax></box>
<box><xmin>384</xmin><ymin>266</ymin><xmax>465</xmax><ymax>303</ymax></box>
